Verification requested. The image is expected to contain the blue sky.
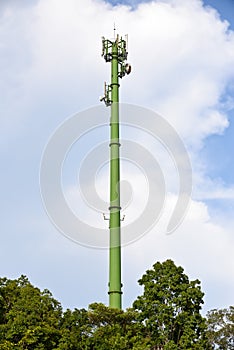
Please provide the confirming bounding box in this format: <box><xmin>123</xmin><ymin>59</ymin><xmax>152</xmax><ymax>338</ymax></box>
<box><xmin>202</xmin><ymin>0</ymin><xmax>234</xmax><ymax>187</ymax></box>
<box><xmin>107</xmin><ymin>0</ymin><xmax>234</xmax><ymax>28</ymax></box>
<box><xmin>1</xmin><ymin>0</ymin><xmax>234</xmax><ymax>313</ymax></box>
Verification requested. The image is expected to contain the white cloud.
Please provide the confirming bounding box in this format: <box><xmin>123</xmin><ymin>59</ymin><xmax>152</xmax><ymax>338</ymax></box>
<box><xmin>123</xmin><ymin>195</ymin><xmax>234</xmax><ymax>311</ymax></box>
<box><xmin>1</xmin><ymin>0</ymin><xmax>234</xmax><ymax>311</ymax></box>
<box><xmin>3</xmin><ymin>0</ymin><xmax>234</xmax><ymax>144</ymax></box>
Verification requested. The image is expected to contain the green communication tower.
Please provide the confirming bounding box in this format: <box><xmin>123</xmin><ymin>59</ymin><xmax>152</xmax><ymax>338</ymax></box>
<box><xmin>101</xmin><ymin>33</ymin><xmax>131</xmax><ymax>309</ymax></box>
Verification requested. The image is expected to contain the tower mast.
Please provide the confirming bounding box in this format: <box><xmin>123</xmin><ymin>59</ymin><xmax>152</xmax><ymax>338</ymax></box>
<box><xmin>101</xmin><ymin>33</ymin><xmax>131</xmax><ymax>309</ymax></box>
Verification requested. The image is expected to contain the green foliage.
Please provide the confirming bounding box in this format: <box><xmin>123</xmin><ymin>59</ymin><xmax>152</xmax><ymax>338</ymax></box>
<box><xmin>0</xmin><ymin>260</ymin><xmax>229</xmax><ymax>349</ymax></box>
<box><xmin>57</xmin><ymin>308</ymin><xmax>90</xmax><ymax>350</ymax></box>
<box><xmin>133</xmin><ymin>259</ymin><xmax>210</xmax><ymax>349</ymax></box>
<box><xmin>0</xmin><ymin>275</ymin><xmax>62</xmax><ymax>349</ymax></box>
<box><xmin>0</xmin><ymin>276</ymin><xmax>149</xmax><ymax>349</ymax></box>
<box><xmin>206</xmin><ymin>306</ymin><xmax>234</xmax><ymax>349</ymax></box>
<box><xmin>87</xmin><ymin>303</ymin><xmax>150</xmax><ymax>349</ymax></box>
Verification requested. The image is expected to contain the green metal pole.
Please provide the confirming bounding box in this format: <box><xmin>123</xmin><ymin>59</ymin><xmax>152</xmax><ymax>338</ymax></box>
<box><xmin>101</xmin><ymin>34</ymin><xmax>130</xmax><ymax>309</ymax></box>
<box><xmin>109</xmin><ymin>40</ymin><xmax>122</xmax><ymax>309</ymax></box>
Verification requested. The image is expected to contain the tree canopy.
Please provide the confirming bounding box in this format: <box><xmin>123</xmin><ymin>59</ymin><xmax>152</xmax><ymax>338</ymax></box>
<box><xmin>206</xmin><ymin>306</ymin><xmax>234</xmax><ymax>349</ymax></box>
<box><xmin>0</xmin><ymin>260</ymin><xmax>231</xmax><ymax>349</ymax></box>
<box><xmin>133</xmin><ymin>259</ymin><xmax>210</xmax><ymax>349</ymax></box>
<box><xmin>0</xmin><ymin>275</ymin><xmax>62</xmax><ymax>349</ymax></box>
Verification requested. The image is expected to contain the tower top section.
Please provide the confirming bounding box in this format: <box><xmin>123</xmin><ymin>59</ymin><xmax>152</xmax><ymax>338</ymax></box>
<box><xmin>100</xmin><ymin>34</ymin><xmax>131</xmax><ymax>107</ymax></box>
<box><xmin>101</xmin><ymin>35</ymin><xmax>131</xmax><ymax>78</ymax></box>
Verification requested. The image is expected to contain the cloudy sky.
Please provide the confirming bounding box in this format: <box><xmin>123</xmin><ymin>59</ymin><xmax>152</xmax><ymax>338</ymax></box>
<box><xmin>1</xmin><ymin>0</ymin><xmax>234</xmax><ymax>314</ymax></box>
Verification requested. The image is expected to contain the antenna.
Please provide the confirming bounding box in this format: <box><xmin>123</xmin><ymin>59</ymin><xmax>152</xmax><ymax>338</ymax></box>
<box><xmin>100</xmin><ymin>34</ymin><xmax>131</xmax><ymax>309</ymax></box>
<box><xmin>125</xmin><ymin>34</ymin><xmax>128</xmax><ymax>52</ymax></box>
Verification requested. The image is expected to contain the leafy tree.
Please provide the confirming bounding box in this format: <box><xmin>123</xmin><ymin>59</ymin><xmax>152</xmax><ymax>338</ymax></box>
<box><xmin>206</xmin><ymin>306</ymin><xmax>234</xmax><ymax>349</ymax></box>
<box><xmin>58</xmin><ymin>308</ymin><xmax>90</xmax><ymax>350</ymax></box>
<box><xmin>0</xmin><ymin>277</ymin><xmax>149</xmax><ymax>349</ymax></box>
<box><xmin>133</xmin><ymin>259</ymin><xmax>210</xmax><ymax>349</ymax></box>
<box><xmin>0</xmin><ymin>260</ymin><xmax>218</xmax><ymax>349</ymax></box>
<box><xmin>86</xmin><ymin>302</ymin><xmax>150</xmax><ymax>349</ymax></box>
<box><xmin>0</xmin><ymin>275</ymin><xmax>62</xmax><ymax>349</ymax></box>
